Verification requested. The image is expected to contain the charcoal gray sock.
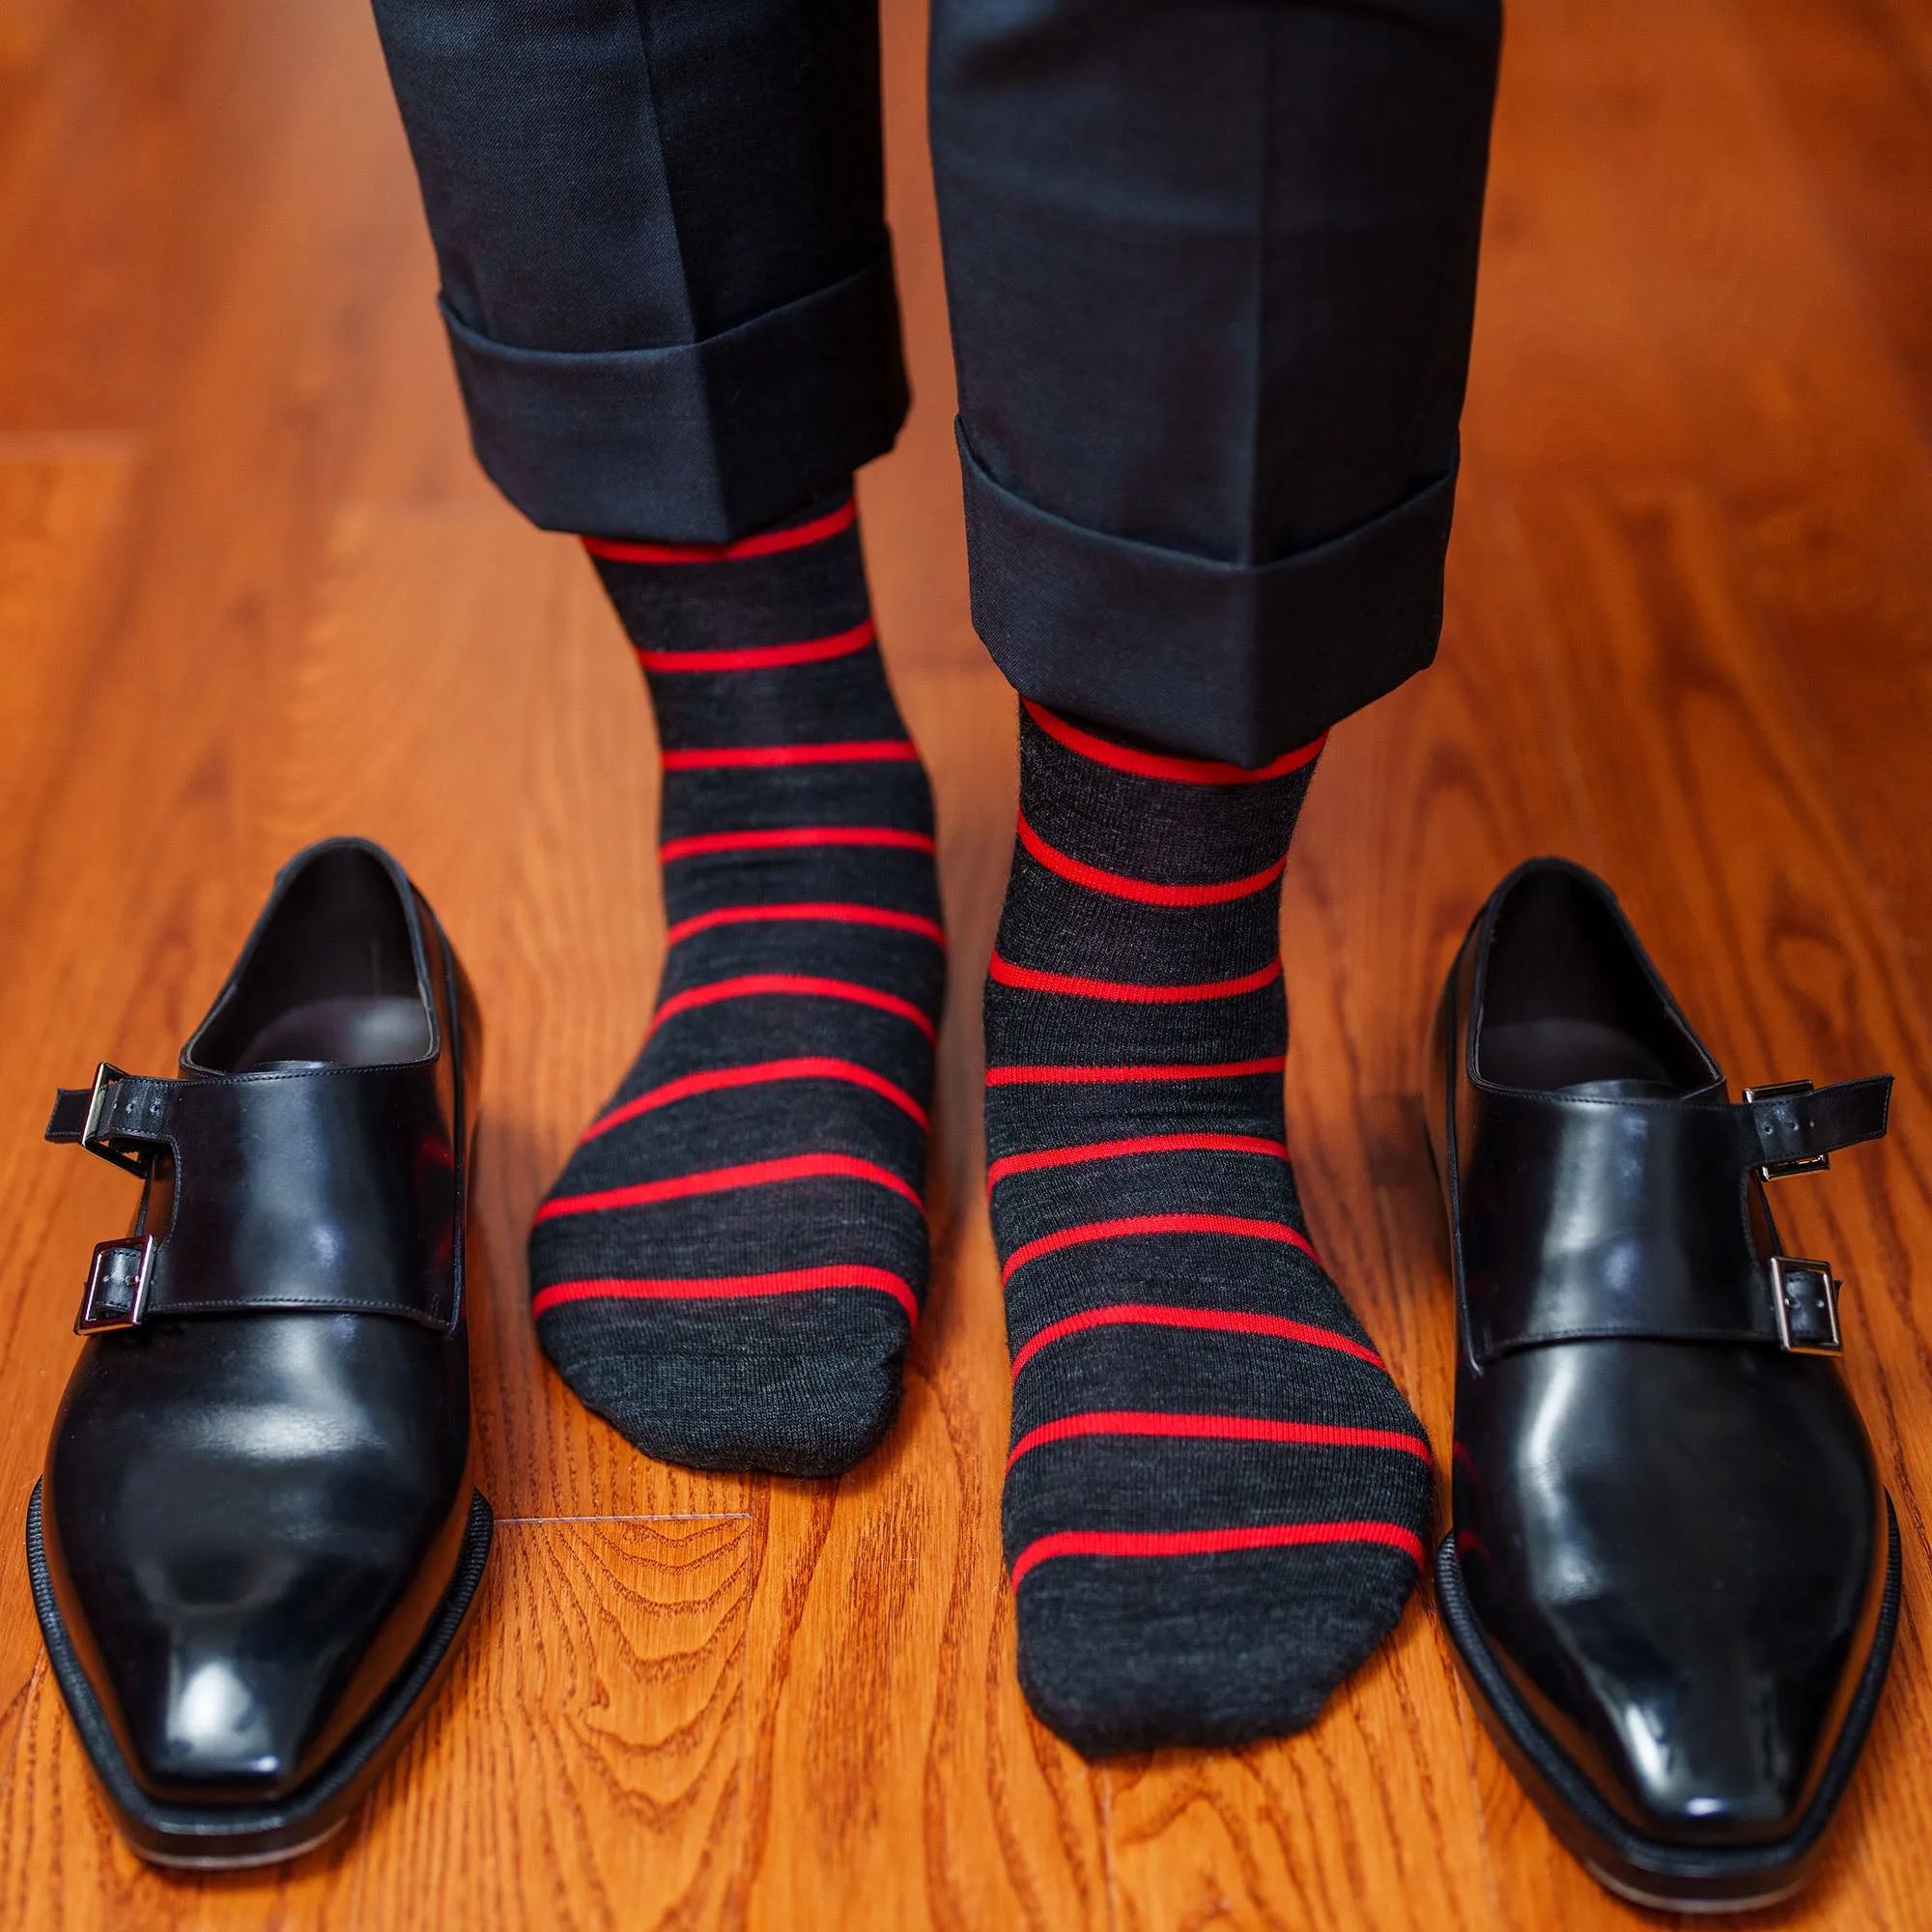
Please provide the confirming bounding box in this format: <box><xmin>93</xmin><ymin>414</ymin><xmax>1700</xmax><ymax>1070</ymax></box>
<box><xmin>986</xmin><ymin>701</ymin><xmax>1430</xmax><ymax>1754</ymax></box>
<box><xmin>531</xmin><ymin>492</ymin><xmax>943</xmax><ymax>1476</ymax></box>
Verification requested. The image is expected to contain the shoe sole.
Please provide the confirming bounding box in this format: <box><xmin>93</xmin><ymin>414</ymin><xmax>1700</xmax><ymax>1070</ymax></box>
<box><xmin>1435</xmin><ymin>1503</ymin><xmax>1901</xmax><ymax>1912</ymax></box>
<box><xmin>25</xmin><ymin>1480</ymin><xmax>494</xmax><ymax>1868</ymax></box>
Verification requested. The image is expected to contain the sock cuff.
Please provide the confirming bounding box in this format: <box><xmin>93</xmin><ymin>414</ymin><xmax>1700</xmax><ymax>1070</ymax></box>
<box><xmin>1021</xmin><ymin>699</ymin><xmax>1324</xmax><ymax>785</ymax></box>
<box><xmin>587</xmin><ymin>480</ymin><xmax>874</xmax><ymax>664</ymax></box>
<box><xmin>580</xmin><ymin>485</ymin><xmax>857</xmax><ymax>566</ymax></box>
<box><xmin>1016</xmin><ymin>702</ymin><xmax>1321</xmax><ymax>886</ymax></box>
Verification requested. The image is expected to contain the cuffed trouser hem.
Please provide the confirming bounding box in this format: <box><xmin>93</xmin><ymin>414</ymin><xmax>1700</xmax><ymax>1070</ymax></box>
<box><xmin>441</xmin><ymin>247</ymin><xmax>910</xmax><ymax>543</ymax></box>
<box><xmin>958</xmin><ymin>426</ymin><xmax>1460</xmax><ymax>765</ymax></box>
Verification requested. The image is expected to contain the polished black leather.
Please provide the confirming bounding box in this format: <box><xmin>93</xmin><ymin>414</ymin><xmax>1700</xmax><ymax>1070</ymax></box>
<box><xmin>46</xmin><ymin>1063</ymin><xmax>461</xmax><ymax>1325</ymax></box>
<box><xmin>1453</xmin><ymin>1075</ymin><xmax>1888</xmax><ymax>1360</ymax></box>
<box><xmin>39</xmin><ymin>839</ymin><xmax>480</xmax><ymax>1803</ymax></box>
<box><xmin>1431</xmin><ymin>858</ymin><xmax>1893</xmax><ymax>1847</ymax></box>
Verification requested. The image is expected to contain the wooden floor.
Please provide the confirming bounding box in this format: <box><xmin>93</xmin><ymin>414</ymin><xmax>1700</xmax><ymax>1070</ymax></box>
<box><xmin>3</xmin><ymin>0</ymin><xmax>1932</xmax><ymax>1923</ymax></box>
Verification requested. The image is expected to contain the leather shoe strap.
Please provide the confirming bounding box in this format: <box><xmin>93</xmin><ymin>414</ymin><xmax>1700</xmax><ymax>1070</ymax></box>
<box><xmin>1460</xmin><ymin>1072</ymin><xmax>1890</xmax><ymax>1362</ymax></box>
<box><xmin>47</xmin><ymin>1071</ymin><xmax>179</xmax><ymax>1158</ymax></box>
<box><xmin>1740</xmin><ymin>1075</ymin><xmax>1891</xmax><ymax>1171</ymax></box>
<box><xmin>44</xmin><ymin>1061</ymin><xmax>460</xmax><ymax>1331</ymax></box>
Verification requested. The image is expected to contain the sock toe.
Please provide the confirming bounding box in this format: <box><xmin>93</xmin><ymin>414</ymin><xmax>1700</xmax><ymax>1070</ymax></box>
<box><xmin>524</xmin><ymin>491</ymin><xmax>941</xmax><ymax>1478</ymax></box>
<box><xmin>536</xmin><ymin>1294</ymin><xmax>912</xmax><ymax>1476</ymax></box>
<box><xmin>1013</xmin><ymin>1540</ymin><xmax>1424</xmax><ymax>1755</ymax></box>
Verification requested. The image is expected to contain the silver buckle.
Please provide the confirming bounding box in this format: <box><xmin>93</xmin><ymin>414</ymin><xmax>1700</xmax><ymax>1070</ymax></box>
<box><xmin>79</xmin><ymin>1062</ymin><xmax>150</xmax><ymax>1177</ymax></box>
<box><xmin>80</xmin><ymin>1060</ymin><xmax>122</xmax><ymax>1147</ymax></box>
<box><xmin>75</xmin><ymin>1235</ymin><xmax>156</xmax><ymax>1334</ymax></box>
<box><xmin>1743</xmin><ymin>1080</ymin><xmax>1831</xmax><ymax>1181</ymax></box>
<box><xmin>1770</xmin><ymin>1254</ymin><xmax>1841</xmax><ymax>1354</ymax></box>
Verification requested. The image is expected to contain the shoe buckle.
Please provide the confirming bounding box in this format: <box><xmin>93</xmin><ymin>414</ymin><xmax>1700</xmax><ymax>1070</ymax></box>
<box><xmin>1743</xmin><ymin>1080</ymin><xmax>1831</xmax><ymax>1181</ymax></box>
<box><xmin>1770</xmin><ymin>1254</ymin><xmax>1842</xmax><ymax>1354</ymax></box>
<box><xmin>79</xmin><ymin>1063</ymin><xmax>153</xmax><ymax>1178</ymax></box>
<box><xmin>75</xmin><ymin>1234</ymin><xmax>156</xmax><ymax>1334</ymax></box>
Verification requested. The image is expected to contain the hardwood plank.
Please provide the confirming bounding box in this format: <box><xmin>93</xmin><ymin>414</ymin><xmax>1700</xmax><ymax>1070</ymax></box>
<box><xmin>895</xmin><ymin>664</ymin><xmax>1019</xmax><ymax>1269</ymax></box>
<box><xmin>857</xmin><ymin>0</ymin><xmax>978</xmax><ymax>681</ymax></box>
<box><xmin>1868</xmin><ymin>0</ymin><xmax>1932</xmax><ymax>136</ymax></box>
<box><xmin>1486</xmin><ymin>471</ymin><xmax>1932</xmax><ymax>1926</ymax></box>
<box><xmin>1747</xmin><ymin>0</ymin><xmax>1932</xmax><ymax>433</ymax></box>
<box><xmin>744</xmin><ymin>1376</ymin><xmax>1106</xmax><ymax>1932</ymax></box>
<box><xmin>1495</xmin><ymin>0</ymin><xmax>1932</xmax><ymax>990</ymax></box>
<box><xmin>0</xmin><ymin>440</ymin><xmax>136</xmax><ymax>946</ymax></box>
<box><xmin>0</xmin><ymin>1516</ymin><xmax>753</xmax><ymax>1930</ymax></box>
<box><xmin>737</xmin><ymin>664</ymin><xmax>1113</xmax><ymax>1930</ymax></box>
<box><xmin>0</xmin><ymin>0</ymin><xmax>70</xmax><ymax>77</ymax></box>
<box><xmin>1460</xmin><ymin>23</ymin><xmax>1697</xmax><ymax>479</ymax></box>
<box><xmin>0</xmin><ymin>443</ymin><xmax>135</xmax><ymax>1792</ymax></box>
<box><xmin>0</xmin><ymin>0</ymin><xmax>425</xmax><ymax>444</ymax></box>
<box><xmin>3</xmin><ymin>0</ymin><xmax>1932</xmax><ymax>1923</ymax></box>
<box><xmin>263</xmin><ymin>500</ymin><xmax>751</xmax><ymax>1522</ymax></box>
<box><xmin>1249</xmin><ymin>484</ymin><xmax>1601</xmax><ymax>1931</ymax></box>
<box><xmin>1103</xmin><ymin>1614</ymin><xmax>1496</xmax><ymax>1932</ymax></box>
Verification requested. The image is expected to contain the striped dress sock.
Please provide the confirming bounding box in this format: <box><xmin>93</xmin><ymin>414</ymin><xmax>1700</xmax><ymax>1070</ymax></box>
<box><xmin>986</xmin><ymin>701</ymin><xmax>1431</xmax><ymax>1756</ymax></box>
<box><xmin>530</xmin><ymin>491</ymin><xmax>944</xmax><ymax>1477</ymax></box>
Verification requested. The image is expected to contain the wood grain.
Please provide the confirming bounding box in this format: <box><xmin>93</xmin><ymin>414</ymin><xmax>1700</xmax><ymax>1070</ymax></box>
<box><xmin>1</xmin><ymin>0</ymin><xmax>1930</xmax><ymax>1925</ymax></box>
<box><xmin>0</xmin><ymin>1517</ymin><xmax>753</xmax><ymax>1930</ymax></box>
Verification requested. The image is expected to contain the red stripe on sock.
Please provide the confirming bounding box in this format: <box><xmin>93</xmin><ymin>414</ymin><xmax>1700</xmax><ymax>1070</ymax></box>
<box><xmin>1023</xmin><ymin>700</ymin><xmax>1325</xmax><ymax>786</ymax></box>
<box><xmin>984</xmin><ymin>1056</ymin><xmax>1285</xmax><ymax>1087</ymax></box>
<box><xmin>1009</xmin><ymin>1520</ymin><xmax>1424</xmax><ymax>1588</ymax></box>
<box><xmin>1008</xmin><ymin>1410</ymin><xmax>1430</xmax><ymax>1470</ymax></box>
<box><xmin>534</xmin><ymin>1151</ymin><xmax>922</xmax><ymax>1222</ymax></box>
<box><xmin>664</xmin><ymin>901</ymin><xmax>945</xmax><ymax>948</ymax></box>
<box><xmin>1002</xmin><ymin>1213</ymin><xmax>1319</xmax><ymax>1284</ymax></box>
<box><xmin>662</xmin><ymin>740</ymin><xmax>919</xmax><ymax>772</ymax></box>
<box><xmin>532</xmin><ymin>1260</ymin><xmax>917</xmax><ymax>1323</ymax></box>
<box><xmin>1016</xmin><ymin>810</ymin><xmax>1287</xmax><ymax>907</ymax></box>
<box><xmin>987</xmin><ymin>1133</ymin><xmax>1287</xmax><ymax>1190</ymax></box>
<box><xmin>987</xmin><ymin>952</ymin><xmax>1280</xmax><ymax>1004</ymax></box>
<box><xmin>652</xmin><ymin>974</ymin><xmax>937</xmax><ymax>1041</ymax></box>
<box><xmin>582</xmin><ymin>1058</ymin><xmax>927</xmax><ymax>1139</ymax></box>
<box><xmin>659</xmin><ymin>825</ymin><xmax>936</xmax><ymax>863</ymax></box>
<box><xmin>1010</xmin><ymin>1303</ymin><xmax>1379</xmax><ymax>1377</ymax></box>
<box><xmin>637</xmin><ymin>617</ymin><xmax>875</xmax><ymax>673</ymax></box>
<box><xmin>582</xmin><ymin>498</ymin><xmax>857</xmax><ymax>565</ymax></box>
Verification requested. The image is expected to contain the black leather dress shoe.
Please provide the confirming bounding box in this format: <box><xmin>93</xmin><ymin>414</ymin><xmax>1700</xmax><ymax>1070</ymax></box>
<box><xmin>1427</xmin><ymin>858</ymin><xmax>1899</xmax><ymax>1912</ymax></box>
<box><xmin>27</xmin><ymin>838</ymin><xmax>493</xmax><ymax>1866</ymax></box>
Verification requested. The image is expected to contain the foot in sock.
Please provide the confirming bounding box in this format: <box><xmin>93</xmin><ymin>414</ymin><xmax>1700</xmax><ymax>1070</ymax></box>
<box><xmin>985</xmin><ymin>702</ymin><xmax>1430</xmax><ymax>1755</ymax></box>
<box><xmin>529</xmin><ymin>492</ymin><xmax>944</xmax><ymax>1477</ymax></box>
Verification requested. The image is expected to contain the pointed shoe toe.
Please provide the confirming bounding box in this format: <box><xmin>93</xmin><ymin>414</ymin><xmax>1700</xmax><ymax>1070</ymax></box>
<box><xmin>28</xmin><ymin>840</ymin><xmax>494</xmax><ymax>1866</ymax></box>
<box><xmin>1429</xmin><ymin>859</ymin><xmax>1901</xmax><ymax>1913</ymax></box>
<box><xmin>43</xmin><ymin>1308</ymin><xmax>476</xmax><ymax>1805</ymax></box>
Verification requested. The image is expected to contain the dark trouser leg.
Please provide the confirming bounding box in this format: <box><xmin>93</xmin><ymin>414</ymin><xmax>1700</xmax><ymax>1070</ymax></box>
<box><xmin>931</xmin><ymin>0</ymin><xmax>1503</xmax><ymax>762</ymax></box>
<box><xmin>958</xmin><ymin>1</ymin><xmax>1503</xmax><ymax>1757</ymax></box>
<box><xmin>369</xmin><ymin>0</ymin><xmax>908</xmax><ymax>541</ymax></box>
<box><xmin>371</xmin><ymin>3</ymin><xmax>940</xmax><ymax>1478</ymax></box>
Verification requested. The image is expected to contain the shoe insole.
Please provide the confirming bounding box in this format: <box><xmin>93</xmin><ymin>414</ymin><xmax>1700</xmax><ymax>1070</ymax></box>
<box><xmin>235</xmin><ymin>995</ymin><xmax>431</xmax><ymax>1070</ymax></box>
<box><xmin>1480</xmin><ymin>1016</ymin><xmax>1680</xmax><ymax>1094</ymax></box>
